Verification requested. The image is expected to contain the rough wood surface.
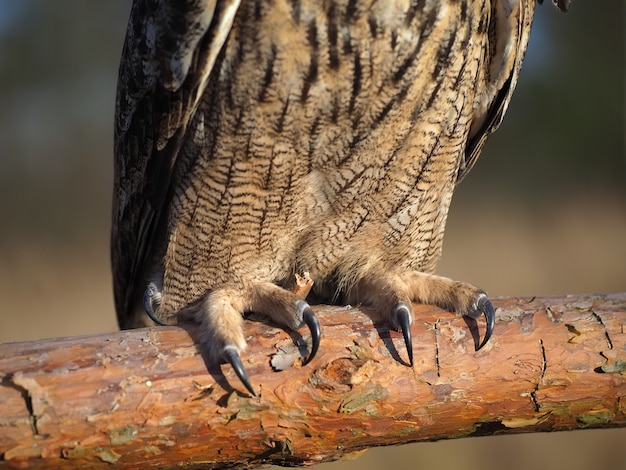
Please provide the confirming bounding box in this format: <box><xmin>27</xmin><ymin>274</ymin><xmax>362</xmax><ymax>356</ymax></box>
<box><xmin>1</xmin><ymin>294</ymin><xmax>625</xmax><ymax>469</ymax></box>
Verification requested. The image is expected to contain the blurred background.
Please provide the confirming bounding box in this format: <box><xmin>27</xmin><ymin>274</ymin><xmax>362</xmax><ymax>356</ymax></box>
<box><xmin>0</xmin><ymin>1</ymin><xmax>624</xmax><ymax>469</ymax></box>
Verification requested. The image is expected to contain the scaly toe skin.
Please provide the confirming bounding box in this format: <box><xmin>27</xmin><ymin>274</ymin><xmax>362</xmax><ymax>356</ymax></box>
<box><xmin>468</xmin><ymin>294</ymin><xmax>495</xmax><ymax>350</ymax></box>
<box><xmin>297</xmin><ymin>301</ymin><xmax>321</xmax><ymax>365</ymax></box>
<box><xmin>393</xmin><ymin>302</ymin><xmax>413</xmax><ymax>366</ymax></box>
<box><xmin>223</xmin><ymin>345</ymin><xmax>256</xmax><ymax>396</ymax></box>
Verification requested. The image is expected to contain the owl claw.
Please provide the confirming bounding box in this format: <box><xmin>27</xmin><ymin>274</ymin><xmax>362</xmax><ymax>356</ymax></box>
<box><xmin>301</xmin><ymin>304</ymin><xmax>321</xmax><ymax>365</ymax></box>
<box><xmin>394</xmin><ymin>302</ymin><xmax>413</xmax><ymax>366</ymax></box>
<box><xmin>474</xmin><ymin>295</ymin><xmax>495</xmax><ymax>350</ymax></box>
<box><xmin>223</xmin><ymin>345</ymin><xmax>256</xmax><ymax>396</ymax></box>
<box><xmin>143</xmin><ymin>282</ymin><xmax>166</xmax><ymax>326</ymax></box>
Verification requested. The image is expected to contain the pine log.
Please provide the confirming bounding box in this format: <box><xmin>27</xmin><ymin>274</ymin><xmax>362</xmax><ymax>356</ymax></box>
<box><xmin>1</xmin><ymin>294</ymin><xmax>625</xmax><ymax>469</ymax></box>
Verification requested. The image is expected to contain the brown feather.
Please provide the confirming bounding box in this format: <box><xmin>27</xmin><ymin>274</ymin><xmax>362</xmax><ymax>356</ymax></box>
<box><xmin>112</xmin><ymin>0</ymin><xmax>542</xmax><ymax>370</ymax></box>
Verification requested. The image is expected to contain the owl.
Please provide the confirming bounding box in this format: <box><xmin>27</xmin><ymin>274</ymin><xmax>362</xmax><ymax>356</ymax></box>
<box><xmin>112</xmin><ymin>0</ymin><xmax>567</xmax><ymax>395</ymax></box>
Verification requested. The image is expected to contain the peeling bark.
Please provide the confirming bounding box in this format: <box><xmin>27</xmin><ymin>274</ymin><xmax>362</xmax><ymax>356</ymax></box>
<box><xmin>0</xmin><ymin>294</ymin><xmax>625</xmax><ymax>469</ymax></box>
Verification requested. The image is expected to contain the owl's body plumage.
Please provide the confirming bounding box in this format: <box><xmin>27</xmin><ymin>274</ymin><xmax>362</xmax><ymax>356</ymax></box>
<box><xmin>113</xmin><ymin>0</ymin><xmax>546</xmax><ymax>393</ymax></box>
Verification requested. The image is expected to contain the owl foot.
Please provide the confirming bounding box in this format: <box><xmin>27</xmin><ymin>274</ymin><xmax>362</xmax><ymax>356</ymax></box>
<box><xmin>222</xmin><ymin>301</ymin><xmax>319</xmax><ymax>396</ymax></box>
<box><xmin>217</xmin><ymin>297</ymin><xmax>320</xmax><ymax>396</ymax></box>
<box><xmin>346</xmin><ymin>271</ymin><xmax>495</xmax><ymax>364</ymax></box>
<box><xmin>392</xmin><ymin>294</ymin><xmax>494</xmax><ymax>365</ymax></box>
<box><xmin>146</xmin><ymin>282</ymin><xmax>321</xmax><ymax>396</ymax></box>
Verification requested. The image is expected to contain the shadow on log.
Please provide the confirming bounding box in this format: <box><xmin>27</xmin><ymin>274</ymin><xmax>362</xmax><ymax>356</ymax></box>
<box><xmin>1</xmin><ymin>294</ymin><xmax>625</xmax><ymax>468</ymax></box>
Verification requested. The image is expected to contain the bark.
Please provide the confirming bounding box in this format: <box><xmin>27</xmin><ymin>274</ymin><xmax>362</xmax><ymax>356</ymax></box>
<box><xmin>1</xmin><ymin>294</ymin><xmax>625</xmax><ymax>469</ymax></box>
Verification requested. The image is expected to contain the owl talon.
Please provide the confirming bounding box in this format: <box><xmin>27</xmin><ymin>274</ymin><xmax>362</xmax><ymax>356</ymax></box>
<box><xmin>223</xmin><ymin>345</ymin><xmax>256</xmax><ymax>396</ymax></box>
<box><xmin>143</xmin><ymin>282</ymin><xmax>166</xmax><ymax>326</ymax></box>
<box><xmin>300</xmin><ymin>303</ymin><xmax>321</xmax><ymax>365</ymax></box>
<box><xmin>474</xmin><ymin>294</ymin><xmax>495</xmax><ymax>350</ymax></box>
<box><xmin>394</xmin><ymin>302</ymin><xmax>413</xmax><ymax>366</ymax></box>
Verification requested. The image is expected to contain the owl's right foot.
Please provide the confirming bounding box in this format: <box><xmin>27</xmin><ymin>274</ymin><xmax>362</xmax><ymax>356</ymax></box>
<box><xmin>144</xmin><ymin>282</ymin><xmax>321</xmax><ymax>396</ymax></box>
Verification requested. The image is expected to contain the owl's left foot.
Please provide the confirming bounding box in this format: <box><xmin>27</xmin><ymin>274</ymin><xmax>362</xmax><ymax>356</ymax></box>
<box><xmin>347</xmin><ymin>271</ymin><xmax>496</xmax><ymax>365</ymax></box>
<box><xmin>394</xmin><ymin>293</ymin><xmax>494</xmax><ymax>365</ymax></box>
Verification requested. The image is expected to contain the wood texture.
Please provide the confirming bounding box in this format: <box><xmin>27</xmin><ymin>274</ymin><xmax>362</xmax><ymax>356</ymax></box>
<box><xmin>1</xmin><ymin>294</ymin><xmax>625</xmax><ymax>469</ymax></box>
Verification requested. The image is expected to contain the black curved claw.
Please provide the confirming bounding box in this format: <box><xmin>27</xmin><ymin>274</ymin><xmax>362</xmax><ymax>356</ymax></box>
<box><xmin>394</xmin><ymin>302</ymin><xmax>413</xmax><ymax>366</ymax></box>
<box><xmin>143</xmin><ymin>282</ymin><xmax>166</xmax><ymax>326</ymax></box>
<box><xmin>300</xmin><ymin>304</ymin><xmax>321</xmax><ymax>366</ymax></box>
<box><xmin>223</xmin><ymin>345</ymin><xmax>256</xmax><ymax>396</ymax></box>
<box><xmin>476</xmin><ymin>295</ymin><xmax>495</xmax><ymax>351</ymax></box>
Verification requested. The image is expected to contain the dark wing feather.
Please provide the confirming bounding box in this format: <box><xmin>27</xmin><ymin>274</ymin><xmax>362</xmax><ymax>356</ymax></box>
<box><xmin>458</xmin><ymin>0</ymin><xmax>534</xmax><ymax>183</ymax></box>
<box><xmin>112</xmin><ymin>0</ymin><xmax>242</xmax><ymax>327</ymax></box>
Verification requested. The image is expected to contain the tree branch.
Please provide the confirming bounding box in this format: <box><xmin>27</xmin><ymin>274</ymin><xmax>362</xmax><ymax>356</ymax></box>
<box><xmin>1</xmin><ymin>294</ymin><xmax>625</xmax><ymax>468</ymax></box>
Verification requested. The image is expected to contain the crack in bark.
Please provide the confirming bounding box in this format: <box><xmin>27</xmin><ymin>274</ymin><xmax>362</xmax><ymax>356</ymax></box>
<box><xmin>2</xmin><ymin>373</ymin><xmax>42</xmax><ymax>438</ymax></box>
<box><xmin>530</xmin><ymin>339</ymin><xmax>547</xmax><ymax>412</ymax></box>
<box><xmin>434</xmin><ymin>320</ymin><xmax>441</xmax><ymax>378</ymax></box>
<box><xmin>591</xmin><ymin>310</ymin><xmax>613</xmax><ymax>349</ymax></box>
